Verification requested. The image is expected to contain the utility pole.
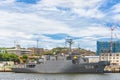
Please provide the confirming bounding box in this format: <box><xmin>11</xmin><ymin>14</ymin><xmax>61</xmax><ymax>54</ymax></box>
<box><xmin>36</xmin><ymin>39</ymin><xmax>39</xmax><ymax>56</ymax></box>
<box><xmin>77</xmin><ymin>41</ymin><xmax>80</xmax><ymax>53</ymax></box>
<box><xmin>14</xmin><ymin>40</ymin><xmax>16</xmax><ymax>48</ymax></box>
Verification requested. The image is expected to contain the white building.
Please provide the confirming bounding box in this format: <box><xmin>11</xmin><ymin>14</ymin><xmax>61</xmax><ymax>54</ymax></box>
<box><xmin>100</xmin><ymin>53</ymin><xmax>120</xmax><ymax>65</ymax></box>
<box><xmin>85</xmin><ymin>56</ymin><xmax>99</xmax><ymax>63</ymax></box>
<box><xmin>7</xmin><ymin>45</ymin><xmax>32</xmax><ymax>56</ymax></box>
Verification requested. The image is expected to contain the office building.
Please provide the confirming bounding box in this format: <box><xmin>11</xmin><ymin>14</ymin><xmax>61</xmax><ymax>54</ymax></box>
<box><xmin>96</xmin><ymin>38</ymin><xmax>120</xmax><ymax>55</ymax></box>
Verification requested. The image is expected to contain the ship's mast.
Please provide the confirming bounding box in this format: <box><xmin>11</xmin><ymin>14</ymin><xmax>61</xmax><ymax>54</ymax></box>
<box><xmin>66</xmin><ymin>36</ymin><xmax>73</xmax><ymax>55</ymax></box>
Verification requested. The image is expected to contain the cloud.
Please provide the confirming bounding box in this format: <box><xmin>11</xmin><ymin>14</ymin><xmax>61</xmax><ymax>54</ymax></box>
<box><xmin>0</xmin><ymin>10</ymin><xmax>71</xmax><ymax>48</ymax></box>
<box><xmin>16</xmin><ymin>0</ymin><xmax>40</xmax><ymax>4</ymax></box>
<box><xmin>0</xmin><ymin>10</ymin><xmax>71</xmax><ymax>33</ymax></box>
<box><xmin>33</xmin><ymin>0</ymin><xmax>105</xmax><ymax>19</ymax></box>
<box><xmin>0</xmin><ymin>0</ymin><xmax>15</xmax><ymax>4</ymax></box>
<box><xmin>0</xmin><ymin>0</ymin><xmax>120</xmax><ymax>51</ymax></box>
<box><xmin>108</xmin><ymin>3</ymin><xmax>120</xmax><ymax>21</ymax></box>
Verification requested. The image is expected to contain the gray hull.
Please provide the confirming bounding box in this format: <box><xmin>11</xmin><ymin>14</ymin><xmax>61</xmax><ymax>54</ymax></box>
<box><xmin>12</xmin><ymin>60</ymin><xmax>109</xmax><ymax>73</ymax></box>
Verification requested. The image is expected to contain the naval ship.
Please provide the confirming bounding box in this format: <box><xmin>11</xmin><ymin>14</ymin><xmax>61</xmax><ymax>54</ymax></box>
<box><xmin>12</xmin><ymin>53</ymin><xmax>110</xmax><ymax>73</ymax></box>
<box><xmin>12</xmin><ymin>38</ymin><xmax>110</xmax><ymax>73</ymax></box>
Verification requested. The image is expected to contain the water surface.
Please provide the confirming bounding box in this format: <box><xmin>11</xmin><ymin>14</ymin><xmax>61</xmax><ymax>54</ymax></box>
<box><xmin>0</xmin><ymin>72</ymin><xmax>119</xmax><ymax>80</ymax></box>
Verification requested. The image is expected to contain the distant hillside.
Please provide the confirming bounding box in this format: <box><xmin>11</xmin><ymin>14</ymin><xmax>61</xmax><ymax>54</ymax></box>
<box><xmin>43</xmin><ymin>47</ymin><xmax>95</xmax><ymax>56</ymax></box>
<box><xmin>72</xmin><ymin>48</ymin><xmax>95</xmax><ymax>56</ymax></box>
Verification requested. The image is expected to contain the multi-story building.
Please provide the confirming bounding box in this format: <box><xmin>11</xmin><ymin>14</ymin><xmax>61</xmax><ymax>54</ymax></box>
<box><xmin>27</xmin><ymin>47</ymin><xmax>44</xmax><ymax>55</ymax></box>
<box><xmin>85</xmin><ymin>56</ymin><xmax>99</xmax><ymax>63</ymax></box>
<box><xmin>7</xmin><ymin>45</ymin><xmax>32</xmax><ymax>56</ymax></box>
<box><xmin>100</xmin><ymin>53</ymin><xmax>120</xmax><ymax>65</ymax></box>
<box><xmin>96</xmin><ymin>38</ymin><xmax>120</xmax><ymax>55</ymax></box>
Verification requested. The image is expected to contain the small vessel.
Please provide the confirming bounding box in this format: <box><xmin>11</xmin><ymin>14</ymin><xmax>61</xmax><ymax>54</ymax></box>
<box><xmin>12</xmin><ymin>38</ymin><xmax>110</xmax><ymax>73</ymax></box>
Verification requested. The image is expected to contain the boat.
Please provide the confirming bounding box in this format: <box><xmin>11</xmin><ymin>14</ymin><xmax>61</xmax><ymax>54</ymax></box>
<box><xmin>12</xmin><ymin>52</ymin><xmax>110</xmax><ymax>73</ymax></box>
<box><xmin>12</xmin><ymin>38</ymin><xmax>110</xmax><ymax>73</ymax></box>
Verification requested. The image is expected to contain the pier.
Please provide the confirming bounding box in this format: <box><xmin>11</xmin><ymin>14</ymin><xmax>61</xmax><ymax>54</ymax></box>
<box><xmin>105</xmin><ymin>65</ymin><xmax>120</xmax><ymax>73</ymax></box>
<box><xmin>0</xmin><ymin>61</ymin><xmax>14</xmax><ymax>72</ymax></box>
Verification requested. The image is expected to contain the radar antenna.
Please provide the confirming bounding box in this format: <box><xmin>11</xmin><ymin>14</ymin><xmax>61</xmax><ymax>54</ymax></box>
<box><xmin>65</xmin><ymin>36</ymin><xmax>73</xmax><ymax>55</ymax></box>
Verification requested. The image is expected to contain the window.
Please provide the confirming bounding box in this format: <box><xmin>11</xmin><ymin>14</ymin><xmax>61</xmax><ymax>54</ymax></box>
<box><xmin>116</xmin><ymin>60</ymin><xmax>119</xmax><ymax>62</ymax></box>
<box><xmin>26</xmin><ymin>64</ymin><xmax>36</xmax><ymax>68</ymax></box>
<box><xmin>113</xmin><ymin>57</ymin><xmax>115</xmax><ymax>59</ymax></box>
<box><xmin>109</xmin><ymin>57</ymin><xmax>111</xmax><ymax>59</ymax></box>
<box><xmin>102</xmin><ymin>57</ymin><xmax>104</xmax><ymax>59</ymax></box>
<box><xmin>116</xmin><ymin>54</ymin><xmax>119</xmax><ymax>56</ymax></box>
<box><xmin>110</xmin><ymin>54</ymin><xmax>112</xmax><ymax>56</ymax></box>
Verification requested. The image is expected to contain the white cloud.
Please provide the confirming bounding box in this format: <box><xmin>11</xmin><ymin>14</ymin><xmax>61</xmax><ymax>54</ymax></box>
<box><xmin>111</xmin><ymin>3</ymin><xmax>120</xmax><ymax>13</ymax></box>
<box><xmin>71</xmin><ymin>0</ymin><xmax>102</xmax><ymax>8</ymax></box>
<box><xmin>0</xmin><ymin>10</ymin><xmax>71</xmax><ymax>34</ymax></box>
<box><xmin>113</xmin><ymin>14</ymin><xmax>120</xmax><ymax>21</ymax></box>
<box><xmin>106</xmin><ymin>3</ymin><xmax>120</xmax><ymax>21</ymax></box>
<box><xmin>110</xmin><ymin>6</ymin><xmax>120</xmax><ymax>21</ymax></box>
<box><xmin>33</xmin><ymin>0</ymin><xmax>105</xmax><ymax>19</ymax></box>
<box><xmin>71</xmin><ymin>0</ymin><xmax>105</xmax><ymax>18</ymax></box>
<box><xmin>0</xmin><ymin>0</ymin><xmax>119</xmax><ymax>51</ymax></box>
<box><xmin>0</xmin><ymin>0</ymin><xmax>15</xmax><ymax>4</ymax></box>
<box><xmin>67</xmin><ymin>25</ymin><xmax>109</xmax><ymax>38</ymax></box>
<box><xmin>0</xmin><ymin>10</ymin><xmax>72</xmax><ymax>48</ymax></box>
<box><xmin>73</xmin><ymin>8</ymin><xmax>105</xmax><ymax>18</ymax></box>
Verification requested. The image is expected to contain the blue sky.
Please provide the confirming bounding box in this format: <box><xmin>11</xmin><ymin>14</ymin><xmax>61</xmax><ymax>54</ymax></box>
<box><xmin>0</xmin><ymin>0</ymin><xmax>120</xmax><ymax>51</ymax></box>
<box><xmin>16</xmin><ymin>0</ymin><xmax>40</xmax><ymax>4</ymax></box>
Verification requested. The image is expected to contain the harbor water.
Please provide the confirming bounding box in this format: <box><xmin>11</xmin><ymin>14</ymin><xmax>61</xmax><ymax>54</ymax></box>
<box><xmin>0</xmin><ymin>72</ymin><xmax>120</xmax><ymax>80</ymax></box>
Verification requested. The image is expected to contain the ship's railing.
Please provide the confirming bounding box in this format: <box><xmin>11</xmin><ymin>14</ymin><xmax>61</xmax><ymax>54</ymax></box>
<box><xmin>43</xmin><ymin>55</ymin><xmax>66</xmax><ymax>61</ymax></box>
<box><xmin>13</xmin><ymin>64</ymin><xmax>26</xmax><ymax>68</ymax></box>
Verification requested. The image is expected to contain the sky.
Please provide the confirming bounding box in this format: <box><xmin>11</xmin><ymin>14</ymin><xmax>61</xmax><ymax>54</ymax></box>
<box><xmin>0</xmin><ymin>0</ymin><xmax>120</xmax><ymax>52</ymax></box>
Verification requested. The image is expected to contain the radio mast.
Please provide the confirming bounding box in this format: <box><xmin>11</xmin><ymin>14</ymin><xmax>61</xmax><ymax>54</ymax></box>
<box><xmin>65</xmin><ymin>36</ymin><xmax>73</xmax><ymax>55</ymax></box>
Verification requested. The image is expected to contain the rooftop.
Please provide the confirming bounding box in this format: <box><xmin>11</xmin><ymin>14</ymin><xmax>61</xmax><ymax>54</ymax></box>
<box><xmin>97</xmin><ymin>38</ymin><xmax>120</xmax><ymax>42</ymax></box>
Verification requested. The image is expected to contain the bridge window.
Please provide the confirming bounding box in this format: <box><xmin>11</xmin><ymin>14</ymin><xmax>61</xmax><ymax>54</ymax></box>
<box><xmin>26</xmin><ymin>64</ymin><xmax>36</xmax><ymax>68</ymax></box>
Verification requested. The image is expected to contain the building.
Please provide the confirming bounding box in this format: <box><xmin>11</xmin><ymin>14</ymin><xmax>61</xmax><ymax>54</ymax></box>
<box><xmin>85</xmin><ymin>56</ymin><xmax>99</xmax><ymax>63</ymax></box>
<box><xmin>7</xmin><ymin>45</ymin><xmax>32</xmax><ymax>56</ymax></box>
<box><xmin>96</xmin><ymin>38</ymin><xmax>120</xmax><ymax>55</ymax></box>
<box><xmin>100</xmin><ymin>53</ymin><xmax>120</xmax><ymax>65</ymax></box>
<box><xmin>27</xmin><ymin>47</ymin><xmax>44</xmax><ymax>55</ymax></box>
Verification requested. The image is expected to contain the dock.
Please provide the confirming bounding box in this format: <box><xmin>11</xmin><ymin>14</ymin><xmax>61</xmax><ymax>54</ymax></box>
<box><xmin>104</xmin><ymin>65</ymin><xmax>120</xmax><ymax>73</ymax></box>
<box><xmin>0</xmin><ymin>66</ymin><xmax>12</xmax><ymax>72</ymax></box>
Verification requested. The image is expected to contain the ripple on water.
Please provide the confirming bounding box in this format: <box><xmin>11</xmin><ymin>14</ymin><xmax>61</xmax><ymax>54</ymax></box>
<box><xmin>0</xmin><ymin>72</ymin><xmax>120</xmax><ymax>80</ymax></box>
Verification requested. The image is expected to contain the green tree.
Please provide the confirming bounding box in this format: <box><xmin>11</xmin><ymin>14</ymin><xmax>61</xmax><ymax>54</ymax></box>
<box><xmin>43</xmin><ymin>50</ymin><xmax>53</xmax><ymax>55</ymax></box>
<box><xmin>0</xmin><ymin>52</ymin><xmax>20</xmax><ymax>62</ymax></box>
<box><xmin>22</xmin><ymin>54</ymin><xmax>28</xmax><ymax>63</ymax></box>
<box><xmin>52</xmin><ymin>47</ymin><xmax>64</xmax><ymax>55</ymax></box>
<box><xmin>0</xmin><ymin>53</ymin><xmax>3</xmax><ymax>61</ymax></box>
<box><xmin>2</xmin><ymin>53</ymin><xmax>10</xmax><ymax>61</ymax></box>
<box><xmin>0</xmin><ymin>47</ymin><xmax>7</xmax><ymax>53</ymax></box>
<box><xmin>9</xmin><ymin>53</ymin><xmax>19</xmax><ymax>62</ymax></box>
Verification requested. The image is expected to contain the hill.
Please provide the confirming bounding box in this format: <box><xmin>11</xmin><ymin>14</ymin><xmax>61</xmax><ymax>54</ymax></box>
<box><xmin>43</xmin><ymin>47</ymin><xmax>95</xmax><ymax>56</ymax></box>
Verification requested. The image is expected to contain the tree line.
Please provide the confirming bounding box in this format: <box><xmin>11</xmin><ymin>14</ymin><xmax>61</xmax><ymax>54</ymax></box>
<box><xmin>0</xmin><ymin>47</ymin><xmax>95</xmax><ymax>63</ymax></box>
<box><xmin>0</xmin><ymin>52</ymin><xmax>29</xmax><ymax>64</ymax></box>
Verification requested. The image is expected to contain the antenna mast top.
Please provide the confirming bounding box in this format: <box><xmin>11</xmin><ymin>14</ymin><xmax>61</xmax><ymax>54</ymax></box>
<box><xmin>65</xmin><ymin>36</ymin><xmax>73</xmax><ymax>54</ymax></box>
